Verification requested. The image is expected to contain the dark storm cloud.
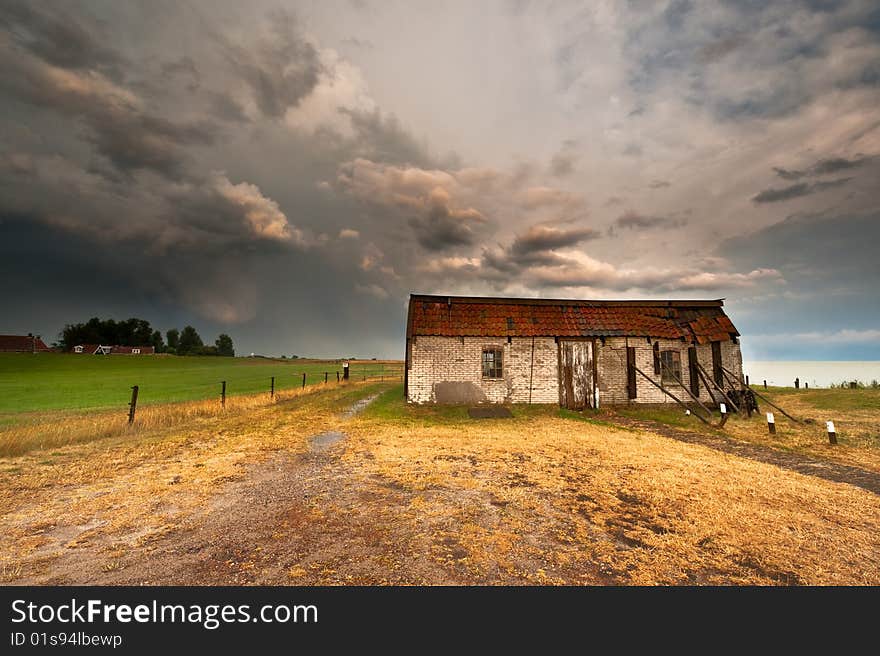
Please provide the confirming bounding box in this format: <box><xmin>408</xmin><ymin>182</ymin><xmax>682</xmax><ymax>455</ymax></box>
<box><xmin>205</xmin><ymin>90</ymin><xmax>250</xmax><ymax>123</ymax></box>
<box><xmin>0</xmin><ymin>3</ymin><xmax>125</xmax><ymax>79</ymax></box>
<box><xmin>0</xmin><ymin>17</ymin><xmax>219</xmax><ymax>181</ymax></box>
<box><xmin>409</xmin><ymin>205</ymin><xmax>483</xmax><ymax>251</ymax></box>
<box><xmin>217</xmin><ymin>9</ymin><xmax>322</xmax><ymax>119</ymax></box>
<box><xmin>340</xmin><ymin>108</ymin><xmax>438</xmax><ymax>168</ymax></box>
<box><xmin>626</xmin><ymin>0</ymin><xmax>880</xmax><ymax>121</ymax></box>
<box><xmin>480</xmin><ymin>225</ymin><xmax>599</xmax><ymax>276</ymax></box>
<box><xmin>161</xmin><ymin>56</ymin><xmax>201</xmax><ymax>91</ymax></box>
<box><xmin>772</xmin><ymin>166</ymin><xmax>806</xmax><ymax>180</ymax></box>
<box><xmin>752</xmin><ymin>177</ymin><xmax>852</xmax><ymax>203</ymax></box>
<box><xmin>811</xmin><ymin>156</ymin><xmax>870</xmax><ymax>175</ymax></box>
<box><xmin>510</xmin><ymin>225</ymin><xmax>600</xmax><ymax>255</ymax></box>
<box><xmin>719</xmin><ymin>210</ymin><xmax>880</xmax><ymax>350</ymax></box>
<box><xmin>85</xmin><ymin>113</ymin><xmax>218</xmax><ymax>181</ymax></box>
<box><xmin>613</xmin><ymin>210</ymin><xmax>687</xmax><ymax>230</ymax></box>
<box><xmin>773</xmin><ymin>155</ymin><xmax>872</xmax><ymax>180</ymax></box>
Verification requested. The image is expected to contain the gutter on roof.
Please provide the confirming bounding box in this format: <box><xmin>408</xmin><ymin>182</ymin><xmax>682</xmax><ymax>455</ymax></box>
<box><xmin>408</xmin><ymin>293</ymin><xmax>724</xmax><ymax>308</ymax></box>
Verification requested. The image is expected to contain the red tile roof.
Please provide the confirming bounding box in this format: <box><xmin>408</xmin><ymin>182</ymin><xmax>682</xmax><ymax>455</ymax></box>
<box><xmin>0</xmin><ymin>335</ymin><xmax>51</xmax><ymax>352</ymax></box>
<box><xmin>407</xmin><ymin>295</ymin><xmax>739</xmax><ymax>343</ymax></box>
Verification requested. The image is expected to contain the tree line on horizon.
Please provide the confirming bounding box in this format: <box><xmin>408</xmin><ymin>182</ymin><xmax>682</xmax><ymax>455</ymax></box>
<box><xmin>59</xmin><ymin>318</ymin><xmax>234</xmax><ymax>357</ymax></box>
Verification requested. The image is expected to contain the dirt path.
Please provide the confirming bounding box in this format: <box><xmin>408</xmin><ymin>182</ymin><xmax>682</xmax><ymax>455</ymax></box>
<box><xmin>15</xmin><ymin>391</ymin><xmax>463</xmax><ymax>585</ymax></box>
<box><xmin>609</xmin><ymin>414</ymin><xmax>880</xmax><ymax>496</ymax></box>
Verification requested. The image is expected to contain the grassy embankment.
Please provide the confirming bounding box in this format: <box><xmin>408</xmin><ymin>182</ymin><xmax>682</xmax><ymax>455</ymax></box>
<box><xmin>0</xmin><ymin>353</ymin><xmax>401</xmax><ymax>457</ymax></box>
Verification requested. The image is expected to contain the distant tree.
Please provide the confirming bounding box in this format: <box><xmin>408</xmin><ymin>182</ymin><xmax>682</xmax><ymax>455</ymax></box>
<box><xmin>60</xmin><ymin>317</ymin><xmax>159</xmax><ymax>349</ymax></box>
<box><xmin>200</xmin><ymin>345</ymin><xmax>219</xmax><ymax>356</ymax></box>
<box><xmin>166</xmin><ymin>329</ymin><xmax>180</xmax><ymax>351</ymax></box>
<box><xmin>215</xmin><ymin>334</ymin><xmax>234</xmax><ymax>357</ymax></box>
<box><xmin>177</xmin><ymin>326</ymin><xmax>204</xmax><ymax>356</ymax></box>
<box><xmin>150</xmin><ymin>330</ymin><xmax>164</xmax><ymax>353</ymax></box>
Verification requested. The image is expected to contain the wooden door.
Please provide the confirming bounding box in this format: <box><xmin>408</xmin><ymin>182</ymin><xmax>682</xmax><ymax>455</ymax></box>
<box><xmin>559</xmin><ymin>340</ymin><xmax>594</xmax><ymax>410</ymax></box>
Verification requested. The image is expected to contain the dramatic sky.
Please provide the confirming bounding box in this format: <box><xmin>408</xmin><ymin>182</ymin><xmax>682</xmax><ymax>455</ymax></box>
<box><xmin>1</xmin><ymin>1</ymin><xmax>878</xmax><ymax>359</ymax></box>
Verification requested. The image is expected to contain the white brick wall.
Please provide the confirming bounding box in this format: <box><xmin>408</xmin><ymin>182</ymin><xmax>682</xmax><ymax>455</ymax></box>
<box><xmin>407</xmin><ymin>336</ymin><xmax>559</xmax><ymax>404</ymax></box>
<box><xmin>407</xmin><ymin>334</ymin><xmax>743</xmax><ymax>406</ymax></box>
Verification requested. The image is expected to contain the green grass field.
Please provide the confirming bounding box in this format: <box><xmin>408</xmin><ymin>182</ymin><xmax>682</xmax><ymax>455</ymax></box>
<box><xmin>0</xmin><ymin>353</ymin><xmax>403</xmax><ymax>414</ymax></box>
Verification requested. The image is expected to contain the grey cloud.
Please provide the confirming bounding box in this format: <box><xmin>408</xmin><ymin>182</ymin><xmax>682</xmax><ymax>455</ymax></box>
<box><xmin>648</xmin><ymin>179</ymin><xmax>671</xmax><ymax>189</ymax></box>
<box><xmin>206</xmin><ymin>90</ymin><xmax>250</xmax><ymax>123</ymax></box>
<box><xmin>812</xmin><ymin>156</ymin><xmax>869</xmax><ymax>175</ymax></box>
<box><xmin>0</xmin><ymin>23</ymin><xmax>218</xmax><ymax>181</ymax></box>
<box><xmin>697</xmin><ymin>34</ymin><xmax>746</xmax><ymax>63</ymax></box>
<box><xmin>410</xmin><ymin>205</ymin><xmax>482</xmax><ymax>251</ymax></box>
<box><xmin>85</xmin><ymin>113</ymin><xmax>217</xmax><ymax>181</ymax></box>
<box><xmin>482</xmin><ymin>225</ymin><xmax>599</xmax><ymax>276</ymax></box>
<box><xmin>752</xmin><ymin>177</ymin><xmax>852</xmax><ymax>203</ymax></box>
<box><xmin>772</xmin><ymin>166</ymin><xmax>805</xmax><ymax>180</ymax></box>
<box><xmin>628</xmin><ymin>0</ymin><xmax>880</xmax><ymax>121</ymax></box>
<box><xmin>510</xmin><ymin>225</ymin><xmax>600</xmax><ymax>255</ymax></box>
<box><xmin>549</xmin><ymin>151</ymin><xmax>576</xmax><ymax>177</ymax></box>
<box><xmin>773</xmin><ymin>155</ymin><xmax>871</xmax><ymax>180</ymax></box>
<box><xmin>0</xmin><ymin>3</ymin><xmax>125</xmax><ymax>79</ymax></box>
<box><xmin>161</xmin><ymin>56</ymin><xmax>201</xmax><ymax>90</ymax></box>
<box><xmin>218</xmin><ymin>9</ymin><xmax>322</xmax><ymax>119</ymax></box>
<box><xmin>340</xmin><ymin>108</ymin><xmax>437</xmax><ymax>168</ymax></box>
<box><xmin>614</xmin><ymin>210</ymin><xmax>688</xmax><ymax>230</ymax></box>
<box><xmin>341</xmin><ymin>37</ymin><xmax>374</xmax><ymax>50</ymax></box>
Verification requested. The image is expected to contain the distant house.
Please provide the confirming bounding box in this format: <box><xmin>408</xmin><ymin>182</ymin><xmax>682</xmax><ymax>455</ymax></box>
<box><xmin>72</xmin><ymin>344</ymin><xmax>155</xmax><ymax>355</ymax></box>
<box><xmin>404</xmin><ymin>294</ymin><xmax>744</xmax><ymax>408</ymax></box>
<box><xmin>0</xmin><ymin>334</ymin><xmax>51</xmax><ymax>353</ymax></box>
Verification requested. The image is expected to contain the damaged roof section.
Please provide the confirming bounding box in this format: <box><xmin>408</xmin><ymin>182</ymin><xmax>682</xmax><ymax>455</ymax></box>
<box><xmin>408</xmin><ymin>294</ymin><xmax>740</xmax><ymax>344</ymax></box>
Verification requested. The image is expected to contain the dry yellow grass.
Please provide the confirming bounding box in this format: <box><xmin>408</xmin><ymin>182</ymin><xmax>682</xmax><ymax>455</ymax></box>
<box><xmin>0</xmin><ymin>381</ymin><xmax>346</xmax><ymax>458</ymax></box>
<box><xmin>2</xmin><ymin>383</ymin><xmax>878</xmax><ymax>585</ymax></box>
<box><xmin>617</xmin><ymin>391</ymin><xmax>880</xmax><ymax>474</ymax></box>
<box><xmin>0</xmin><ymin>382</ymin><xmax>380</xmax><ymax>572</ymax></box>
<box><xmin>342</xmin><ymin>404</ymin><xmax>880</xmax><ymax>585</ymax></box>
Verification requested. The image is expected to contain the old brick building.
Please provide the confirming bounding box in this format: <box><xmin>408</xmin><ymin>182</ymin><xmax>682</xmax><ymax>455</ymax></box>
<box><xmin>404</xmin><ymin>294</ymin><xmax>744</xmax><ymax>408</ymax></box>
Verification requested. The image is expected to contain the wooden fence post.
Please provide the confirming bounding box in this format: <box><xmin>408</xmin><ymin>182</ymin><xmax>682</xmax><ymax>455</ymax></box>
<box><xmin>221</xmin><ymin>380</ymin><xmax>226</xmax><ymax>408</ymax></box>
<box><xmin>336</xmin><ymin>371</ymin><xmax>340</xmax><ymax>383</ymax></box>
<box><xmin>343</xmin><ymin>362</ymin><xmax>350</xmax><ymax>380</ymax></box>
<box><xmin>324</xmin><ymin>371</ymin><xmax>328</xmax><ymax>384</ymax></box>
<box><xmin>767</xmin><ymin>412</ymin><xmax>776</xmax><ymax>434</ymax></box>
<box><xmin>128</xmin><ymin>385</ymin><xmax>139</xmax><ymax>425</ymax></box>
<box><xmin>827</xmin><ymin>421</ymin><xmax>837</xmax><ymax>445</ymax></box>
<box><xmin>763</xmin><ymin>380</ymin><xmax>767</xmax><ymax>390</ymax></box>
<box><xmin>302</xmin><ymin>373</ymin><xmax>306</xmax><ymax>389</ymax></box>
<box><xmin>270</xmin><ymin>376</ymin><xmax>275</xmax><ymax>400</ymax></box>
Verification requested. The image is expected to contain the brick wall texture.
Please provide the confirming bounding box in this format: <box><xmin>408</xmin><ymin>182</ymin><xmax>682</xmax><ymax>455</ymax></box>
<box><xmin>407</xmin><ymin>335</ymin><xmax>743</xmax><ymax>406</ymax></box>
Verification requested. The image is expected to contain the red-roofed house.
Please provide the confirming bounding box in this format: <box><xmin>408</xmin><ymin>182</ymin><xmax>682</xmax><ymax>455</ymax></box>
<box><xmin>404</xmin><ymin>294</ymin><xmax>744</xmax><ymax>408</ymax></box>
<box><xmin>0</xmin><ymin>334</ymin><xmax>51</xmax><ymax>353</ymax></box>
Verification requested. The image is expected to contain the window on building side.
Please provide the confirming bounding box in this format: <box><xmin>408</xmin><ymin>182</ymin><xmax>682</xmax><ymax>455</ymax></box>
<box><xmin>660</xmin><ymin>350</ymin><xmax>682</xmax><ymax>385</ymax></box>
<box><xmin>482</xmin><ymin>348</ymin><xmax>503</xmax><ymax>379</ymax></box>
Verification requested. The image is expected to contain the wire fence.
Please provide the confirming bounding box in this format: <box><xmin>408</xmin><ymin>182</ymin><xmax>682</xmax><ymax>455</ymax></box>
<box><xmin>119</xmin><ymin>364</ymin><xmax>405</xmax><ymax>424</ymax></box>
